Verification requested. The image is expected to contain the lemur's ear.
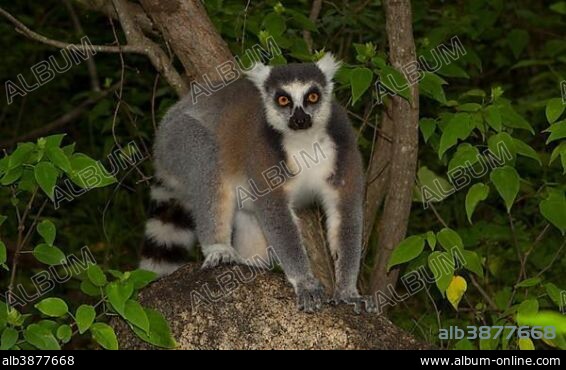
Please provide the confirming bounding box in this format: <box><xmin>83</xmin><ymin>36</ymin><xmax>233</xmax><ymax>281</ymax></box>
<box><xmin>245</xmin><ymin>62</ymin><xmax>271</xmax><ymax>90</ymax></box>
<box><xmin>316</xmin><ymin>53</ymin><xmax>341</xmax><ymax>82</ymax></box>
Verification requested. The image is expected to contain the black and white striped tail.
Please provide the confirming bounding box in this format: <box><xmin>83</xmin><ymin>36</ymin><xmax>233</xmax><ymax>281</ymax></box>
<box><xmin>139</xmin><ymin>182</ymin><xmax>197</xmax><ymax>276</ymax></box>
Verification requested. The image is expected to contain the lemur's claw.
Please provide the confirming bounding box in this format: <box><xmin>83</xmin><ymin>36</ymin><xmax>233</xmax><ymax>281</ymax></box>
<box><xmin>295</xmin><ymin>278</ymin><xmax>325</xmax><ymax>313</ymax></box>
<box><xmin>201</xmin><ymin>246</ymin><xmax>242</xmax><ymax>269</ymax></box>
<box><xmin>329</xmin><ymin>289</ymin><xmax>377</xmax><ymax>314</ymax></box>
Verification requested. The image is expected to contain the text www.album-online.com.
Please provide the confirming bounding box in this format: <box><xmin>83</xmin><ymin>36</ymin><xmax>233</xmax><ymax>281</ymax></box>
<box><xmin>420</xmin><ymin>356</ymin><xmax>560</xmax><ymax>366</ymax></box>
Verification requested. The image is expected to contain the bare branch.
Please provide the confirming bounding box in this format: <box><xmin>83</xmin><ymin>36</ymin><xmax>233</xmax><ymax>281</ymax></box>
<box><xmin>0</xmin><ymin>6</ymin><xmax>143</xmax><ymax>54</ymax></box>
<box><xmin>0</xmin><ymin>83</ymin><xmax>120</xmax><ymax>150</ymax></box>
<box><xmin>111</xmin><ymin>0</ymin><xmax>187</xmax><ymax>95</ymax></box>
<box><xmin>73</xmin><ymin>0</ymin><xmax>155</xmax><ymax>35</ymax></box>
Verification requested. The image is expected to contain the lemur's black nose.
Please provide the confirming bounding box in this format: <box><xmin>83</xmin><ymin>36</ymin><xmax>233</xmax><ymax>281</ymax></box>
<box><xmin>289</xmin><ymin>107</ymin><xmax>312</xmax><ymax>130</ymax></box>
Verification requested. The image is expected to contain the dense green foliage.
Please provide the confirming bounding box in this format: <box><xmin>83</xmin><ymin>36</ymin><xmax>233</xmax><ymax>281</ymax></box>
<box><xmin>0</xmin><ymin>0</ymin><xmax>565</xmax><ymax>349</ymax></box>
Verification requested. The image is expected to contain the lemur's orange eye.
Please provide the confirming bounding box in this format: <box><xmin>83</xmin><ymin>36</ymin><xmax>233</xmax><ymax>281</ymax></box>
<box><xmin>278</xmin><ymin>95</ymin><xmax>290</xmax><ymax>106</ymax></box>
<box><xmin>307</xmin><ymin>92</ymin><xmax>319</xmax><ymax>103</ymax></box>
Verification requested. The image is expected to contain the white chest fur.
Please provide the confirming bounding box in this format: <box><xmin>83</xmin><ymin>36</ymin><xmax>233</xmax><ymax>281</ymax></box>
<box><xmin>282</xmin><ymin>129</ymin><xmax>337</xmax><ymax>208</ymax></box>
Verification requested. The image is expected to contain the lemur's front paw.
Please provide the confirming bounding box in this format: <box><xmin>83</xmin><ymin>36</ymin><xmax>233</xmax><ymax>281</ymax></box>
<box><xmin>294</xmin><ymin>277</ymin><xmax>325</xmax><ymax>313</ymax></box>
<box><xmin>329</xmin><ymin>288</ymin><xmax>377</xmax><ymax>314</ymax></box>
<box><xmin>201</xmin><ymin>244</ymin><xmax>242</xmax><ymax>269</ymax></box>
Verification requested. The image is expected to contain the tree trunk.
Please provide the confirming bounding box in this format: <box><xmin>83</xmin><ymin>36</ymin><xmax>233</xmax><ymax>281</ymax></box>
<box><xmin>369</xmin><ymin>0</ymin><xmax>419</xmax><ymax>295</ymax></box>
<box><xmin>138</xmin><ymin>0</ymin><xmax>233</xmax><ymax>80</ymax></box>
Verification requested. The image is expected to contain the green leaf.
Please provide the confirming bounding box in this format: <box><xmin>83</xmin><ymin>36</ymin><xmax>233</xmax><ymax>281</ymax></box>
<box><xmin>419</xmin><ymin>118</ymin><xmax>436</xmax><ymax>143</ymax></box>
<box><xmin>375</xmin><ymin>62</ymin><xmax>411</xmax><ymax>102</ymax></box>
<box><xmin>80</xmin><ymin>280</ymin><xmax>101</xmax><ymax>297</ymax></box>
<box><xmin>495</xmin><ymin>100</ymin><xmax>534</xmax><ymax>134</ymax></box>
<box><xmin>75</xmin><ymin>305</ymin><xmax>96</xmax><ymax>334</ymax></box>
<box><xmin>518</xmin><ymin>299</ymin><xmax>539</xmax><ymax>317</ymax></box>
<box><xmin>8</xmin><ymin>143</ymin><xmax>35</xmax><ymax>169</ymax></box>
<box><xmin>413</xmin><ymin>166</ymin><xmax>453</xmax><ymax>204</ymax></box>
<box><xmin>45</xmin><ymin>146</ymin><xmax>72</xmax><ymax>173</ymax></box>
<box><xmin>436</xmin><ymin>63</ymin><xmax>469</xmax><ymax>79</ymax></box>
<box><xmin>457</xmin><ymin>103</ymin><xmax>481</xmax><ymax>112</ymax></box>
<box><xmin>454</xmin><ymin>338</ymin><xmax>475</xmax><ymax>350</ymax></box>
<box><xmin>550</xmin><ymin>1</ymin><xmax>566</xmax><ymax>14</ymax></box>
<box><xmin>484</xmin><ymin>105</ymin><xmax>502</xmax><ymax>132</ymax></box>
<box><xmin>287</xmin><ymin>9</ymin><xmax>317</xmax><ymax>31</ymax></box>
<box><xmin>438</xmin><ymin>113</ymin><xmax>473</xmax><ymax>158</ymax></box>
<box><xmin>437</xmin><ymin>228</ymin><xmax>464</xmax><ymax>254</ymax></box>
<box><xmin>425</xmin><ymin>231</ymin><xmax>436</xmax><ymax>250</ymax></box>
<box><xmin>461</xmin><ymin>250</ymin><xmax>484</xmax><ymax>278</ymax></box>
<box><xmin>90</xmin><ymin>322</ymin><xmax>118</xmax><ymax>350</ymax></box>
<box><xmin>544</xmin><ymin>283</ymin><xmax>565</xmax><ymax>309</ymax></box>
<box><xmin>546</xmin><ymin>98</ymin><xmax>565</xmax><ymax>124</ymax></box>
<box><xmin>516</xmin><ymin>277</ymin><xmax>542</xmax><ymax>288</ymax></box>
<box><xmin>0</xmin><ymin>327</ymin><xmax>18</xmax><ymax>350</ymax></box>
<box><xmin>0</xmin><ymin>241</ymin><xmax>6</xmax><ymax>266</ymax></box>
<box><xmin>419</xmin><ymin>72</ymin><xmax>447</xmax><ymax>104</ymax></box>
<box><xmin>106</xmin><ymin>281</ymin><xmax>134</xmax><ymax>316</ymax></box>
<box><xmin>448</xmin><ymin>143</ymin><xmax>480</xmax><ymax>172</ymax></box>
<box><xmin>35</xmin><ymin>297</ymin><xmax>68</xmax><ymax>317</ymax></box>
<box><xmin>127</xmin><ymin>269</ymin><xmax>157</xmax><ymax>290</ymax></box>
<box><xmin>87</xmin><ymin>265</ymin><xmax>107</xmax><ymax>287</ymax></box>
<box><xmin>428</xmin><ymin>251</ymin><xmax>454</xmax><ymax>296</ymax></box>
<box><xmin>0</xmin><ymin>215</ymin><xmax>7</xmax><ymax>226</ymax></box>
<box><xmin>490</xmin><ymin>166</ymin><xmax>520</xmax><ymax>213</ymax></box>
<box><xmin>465</xmin><ymin>183</ymin><xmax>490</xmax><ymax>223</ymax></box>
<box><xmin>487</xmin><ymin>132</ymin><xmax>516</xmax><ymax>164</ymax></box>
<box><xmin>507</xmin><ymin>29</ymin><xmax>529</xmax><ymax>59</ymax></box>
<box><xmin>56</xmin><ymin>324</ymin><xmax>72</xmax><ymax>343</ymax></box>
<box><xmin>33</xmin><ymin>244</ymin><xmax>65</xmax><ymax>265</ymax></box>
<box><xmin>262</xmin><ymin>13</ymin><xmax>286</xmax><ymax>36</ymax></box>
<box><xmin>24</xmin><ymin>324</ymin><xmax>60</xmax><ymax>350</ymax></box>
<box><xmin>124</xmin><ymin>300</ymin><xmax>150</xmax><ymax>333</ymax></box>
<box><xmin>518</xmin><ymin>338</ymin><xmax>535</xmax><ymax>350</ymax></box>
<box><xmin>44</xmin><ymin>134</ymin><xmax>66</xmax><ymax>148</ymax></box>
<box><xmin>549</xmin><ymin>141</ymin><xmax>566</xmax><ymax>174</ymax></box>
<box><xmin>513</xmin><ymin>138</ymin><xmax>541</xmax><ymax>164</ymax></box>
<box><xmin>545</xmin><ymin>121</ymin><xmax>566</xmax><ymax>144</ymax></box>
<box><xmin>1</xmin><ymin>167</ymin><xmax>23</xmax><ymax>185</ymax></box>
<box><xmin>131</xmin><ymin>308</ymin><xmax>176</xmax><ymax>349</ymax></box>
<box><xmin>539</xmin><ymin>191</ymin><xmax>566</xmax><ymax>234</ymax></box>
<box><xmin>34</xmin><ymin>162</ymin><xmax>59</xmax><ymax>200</ymax></box>
<box><xmin>37</xmin><ymin>220</ymin><xmax>56</xmax><ymax>246</ymax></box>
<box><xmin>350</xmin><ymin>67</ymin><xmax>373</xmax><ymax>104</ymax></box>
<box><xmin>387</xmin><ymin>235</ymin><xmax>425</xmax><ymax>270</ymax></box>
<box><xmin>69</xmin><ymin>154</ymin><xmax>116</xmax><ymax>189</ymax></box>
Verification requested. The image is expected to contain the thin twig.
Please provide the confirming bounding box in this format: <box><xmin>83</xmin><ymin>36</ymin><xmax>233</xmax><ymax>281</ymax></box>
<box><xmin>63</xmin><ymin>0</ymin><xmax>101</xmax><ymax>92</ymax></box>
<box><xmin>0</xmin><ymin>6</ymin><xmax>142</xmax><ymax>54</ymax></box>
<box><xmin>7</xmin><ymin>189</ymin><xmax>38</xmax><ymax>306</ymax></box>
<box><xmin>469</xmin><ymin>274</ymin><xmax>497</xmax><ymax>310</ymax></box>
<box><xmin>0</xmin><ymin>83</ymin><xmax>120</xmax><ymax>150</ymax></box>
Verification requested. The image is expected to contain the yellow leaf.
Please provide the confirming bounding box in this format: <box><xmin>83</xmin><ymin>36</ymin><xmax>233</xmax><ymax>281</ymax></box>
<box><xmin>518</xmin><ymin>338</ymin><xmax>535</xmax><ymax>350</ymax></box>
<box><xmin>446</xmin><ymin>275</ymin><xmax>467</xmax><ymax>310</ymax></box>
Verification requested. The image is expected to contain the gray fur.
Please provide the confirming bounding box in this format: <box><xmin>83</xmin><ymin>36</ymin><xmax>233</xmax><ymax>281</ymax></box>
<box><xmin>147</xmin><ymin>56</ymin><xmax>369</xmax><ymax>312</ymax></box>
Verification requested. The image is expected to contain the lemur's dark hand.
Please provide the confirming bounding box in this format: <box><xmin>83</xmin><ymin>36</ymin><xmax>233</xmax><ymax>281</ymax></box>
<box><xmin>294</xmin><ymin>277</ymin><xmax>326</xmax><ymax>313</ymax></box>
<box><xmin>329</xmin><ymin>287</ymin><xmax>377</xmax><ymax>314</ymax></box>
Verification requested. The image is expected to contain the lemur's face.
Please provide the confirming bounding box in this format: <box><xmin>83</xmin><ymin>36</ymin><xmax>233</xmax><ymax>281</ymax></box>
<box><xmin>246</xmin><ymin>54</ymin><xmax>341</xmax><ymax>134</ymax></box>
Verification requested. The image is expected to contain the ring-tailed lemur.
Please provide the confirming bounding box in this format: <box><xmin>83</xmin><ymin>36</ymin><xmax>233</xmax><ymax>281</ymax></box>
<box><xmin>140</xmin><ymin>54</ymin><xmax>370</xmax><ymax>312</ymax></box>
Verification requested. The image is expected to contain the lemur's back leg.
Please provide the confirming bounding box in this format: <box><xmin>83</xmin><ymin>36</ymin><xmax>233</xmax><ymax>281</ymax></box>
<box><xmin>140</xmin><ymin>181</ymin><xmax>197</xmax><ymax>276</ymax></box>
<box><xmin>154</xmin><ymin>114</ymin><xmax>241</xmax><ymax>269</ymax></box>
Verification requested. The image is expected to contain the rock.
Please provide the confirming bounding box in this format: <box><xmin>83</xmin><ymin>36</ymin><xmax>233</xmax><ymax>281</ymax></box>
<box><xmin>113</xmin><ymin>263</ymin><xmax>430</xmax><ymax>349</ymax></box>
